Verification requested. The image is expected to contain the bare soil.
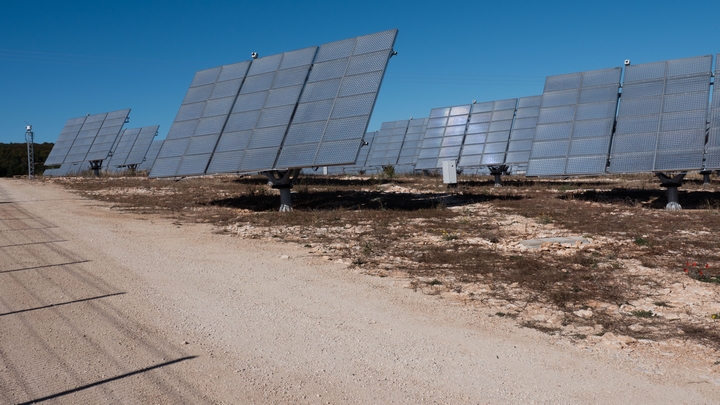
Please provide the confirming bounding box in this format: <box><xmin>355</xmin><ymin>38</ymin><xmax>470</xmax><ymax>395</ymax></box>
<box><xmin>1</xmin><ymin>174</ymin><xmax>719</xmax><ymax>403</ymax></box>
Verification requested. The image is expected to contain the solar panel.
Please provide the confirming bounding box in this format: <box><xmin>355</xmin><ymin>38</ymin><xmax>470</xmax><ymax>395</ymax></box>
<box><xmin>138</xmin><ymin>140</ymin><xmax>163</xmax><ymax>172</ymax></box>
<box><xmin>704</xmin><ymin>54</ymin><xmax>720</xmax><ymax>169</ymax></box>
<box><xmin>86</xmin><ymin>109</ymin><xmax>131</xmax><ymax>161</ymax></box>
<box><xmin>276</xmin><ymin>30</ymin><xmax>397</xmax><ymax>169</ymax></box>
<box><xmin>365</xmin><ymin>120</ymin><xmax>409</xmax><ymax>167</ymax></box>
<box><xmin>609</xmin><ymin>55</ymin><xmax>712</xmax><ymax>173</ymax></box>
<box><xmin>505</xmin><ymin>95</ymin><xmax>541</xmax><ymax>166</ymax></box>
<box><xmin>396</xmin><ymin>118</ymin><xmax>428</xmax><ymax>171</ymax></box>
<box><xmin>45</xmin><ymin>116</ymin><xmax>87</xmax><ymax>166</ymax></box>
<box><xmin>151</xmin><ymin>60</ymin><xmax>251</xmax><ymax>177</ymax></box>
<box><xmin>209</xmin><ymin>48</ymin><xmax>316</xmax><ymax>174</ymax></box>
<box><xmin>125</xmin><ymin>125</ymin><xmax>159</xmax><ymax>166</ymax></box>
<box><xmin>63</xmin><ymin>112</ymin><xmax>109</xmax><ymax>163</ymax></box>
<box><xmin>415</xmin><ymin>105</ymin><xmax>471</xmax><ymax>170</ymax></box>
<box><xmin>326</xmin><ymin>130</ymin><xmax>376</xmax><ymax>174</ymax></box>
<box><xmin>527</xmin><ymin>67</ymin><xmax>621</xmax><ymax>176</ymax></box>
<box><xmin>106</xmin><ymin>128</ymin><xmax>140</xmax><ymax>170</ymax></box>
<box><xmin>458</xmin><ymin>99</ymin><xmax>517</xmax><ymax>168</ymax></box>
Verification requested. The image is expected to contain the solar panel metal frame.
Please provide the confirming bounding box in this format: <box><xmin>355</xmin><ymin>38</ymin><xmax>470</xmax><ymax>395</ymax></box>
<box><xmin>44</xmin><ymin>116</ymin><xmax>88</xmax><ymax>166</ymax></box>
<box><xmin>326</xmin><ymin>131</ymin><xmax>377</xmax><ymax>174</ymax></box>
<box><xmin>415</xmin><ymin>105</ymin><xmax>471</xmax><ymax>170</ymax></box>
<box><xmin>609</xmin><ymin>55</ymin><xmax>712</xmax><ymax>173</ymax></box>
<box><xmin>527</xmin><ymin>67</ymin><xmax>621</xmax><ymax>177</ymax></box>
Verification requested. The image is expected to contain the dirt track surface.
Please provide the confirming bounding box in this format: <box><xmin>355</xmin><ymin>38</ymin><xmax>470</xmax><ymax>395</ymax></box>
<box><xmin>0</xmin><ymin>178</ymin><xmax>717</xmax><ymax>404</ymax></box>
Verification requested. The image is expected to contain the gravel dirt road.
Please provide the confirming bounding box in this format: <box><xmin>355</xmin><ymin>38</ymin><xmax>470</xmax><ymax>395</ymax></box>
<box><xmin>0</xmin><ymin>178</ymin><xmax>716</xmax><ymax>404</ymax></box>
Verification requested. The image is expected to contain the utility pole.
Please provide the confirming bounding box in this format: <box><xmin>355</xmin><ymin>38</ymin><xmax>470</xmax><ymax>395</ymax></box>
<box><xmin>25</xmin><ymin>124</ymin><xmax>35</xmax><ymax>179</ymax></box>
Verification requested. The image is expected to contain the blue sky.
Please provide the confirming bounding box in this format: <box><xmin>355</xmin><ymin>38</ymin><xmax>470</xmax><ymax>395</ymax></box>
<box><xmin>1</xmin><ymin>0</ymin><xmax>718</xmax><ymax>144</ymax></box>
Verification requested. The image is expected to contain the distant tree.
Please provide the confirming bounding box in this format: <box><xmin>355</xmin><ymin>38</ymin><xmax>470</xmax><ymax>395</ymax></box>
<box><xmin>0</xmin><ymin>143</ymin><xmax>54</xmax><ymax>177</ymax></box>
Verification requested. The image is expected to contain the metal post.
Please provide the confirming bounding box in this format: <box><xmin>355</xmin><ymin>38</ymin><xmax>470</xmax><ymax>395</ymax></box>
<box><xmin>89</xmin><ymin>160</ymin><xmax>103</xmax><ymax>177</ymax></box>
<box><xmin>488</xmin><ymin>165</ymin><xmax>508</xmax><ymax>187</ymax></box>
<box><xmin>700</xmin><ymin>171</ymin><xmax>712</xmax><ymax>185</ymax></box>
<box><xmin>265</xmin><ymin>169</ymin><xmax>301</xmax><ymax>212</ymax></box>
<box><xmin>655</xmin><ymin>172</ymin><xmax>686</xmax><ymax>210</ymax></box>
<box><xmin>25</xmin><ymin>125</ymin><xmax>34</xmax><ymax>179</ymax></box>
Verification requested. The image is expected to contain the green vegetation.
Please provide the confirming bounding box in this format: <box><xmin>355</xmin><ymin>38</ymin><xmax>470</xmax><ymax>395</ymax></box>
<box><xmin>0</xmin><ymin>143</ymin><xmax>54</xmax><ymax>177</ymax></box>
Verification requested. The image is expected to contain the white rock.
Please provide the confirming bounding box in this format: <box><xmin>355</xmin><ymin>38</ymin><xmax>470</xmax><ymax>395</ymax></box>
<box><xmin>574</xmin><ymin>309</ymin><xmax>593</xmax><ymax>318</ymax></box>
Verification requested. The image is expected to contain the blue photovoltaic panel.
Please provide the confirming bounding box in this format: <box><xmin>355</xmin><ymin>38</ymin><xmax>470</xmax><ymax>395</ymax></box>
<box><xmin>151</xmin><ymin>61</ymin><xmax>251</xmax><ymax>177</ymax></box>
<box><xmin>86</xmin><ymin>109</ymin><xmax>131</xmax><ymax>161</ymax></box>
<box><xmin>609</xmin><ymin>55</ymin><xmax>712</xmax><ymax>173</ymax></box>
<box><xmin>45</xmin><ymin>116</ymin><xmax>87</xmax><ymax>166</ymax></box>
<box><xmin>64</xmin><ymin>112</ymin><xmax>109</xmax><ymax>163</ymax></box>
<box><xmin>415</xmin><ymin>105</ymin><xmax>471</xmax><ymax>170</ymax></box>
<box><xmin>125</xmin><ymin>125</ymin><xmax>159</xmax><ymax>166</ymax></box>
<box><xmin>527</xmin><ymin>67</ymin><xmax>621</xmax><ymax>176</ymax></box>
<box><xmin>364</xmin><ymin>120</ymin><xmax>409</xmax><ymax>167</ymax></box>
<box><xmin>150</xmin><ymin>29</ymin><xmax>397</xmax><ymax>178</ymax></box>
<box><xmin>458</xmin><ymin>99</ymin><xmax>517</xmax><ymax>168</ymax></box>
<box><xmin>276</xmin><ymin>29</ymin><xmax>397</xmax><ymax>169</ymax></box>
<box><xmin>106</xmin><ymin>128</ymin><xmax>140</xmax><ymax>170</ymax></box>
<box><xmin>505</xmin><ymin>95</ymin><xmax>541</xmax><ymax>166</ymax></box>
<box><xmin>138</xmin><ymin>140</ymin><xmax>163</xmax><ymax>172</ymax></box>
<box><xmin>396</xmin><ymin>118</ymin><xmax>428</xmax><ymax>171</ymax></box>
<box><xmin>208</xmin><ymin>47</ymin><xmax>317</xmax><ymax>174</ymax></box>
<box><xmin>327</xmin><ymin>130</ymin><xmax>377</xmax><ymax>174</ymax></box>
<box><xmin>706</xmin><ymin>54</ymin><xmax>720</xmax><ymax>169</ymax></box>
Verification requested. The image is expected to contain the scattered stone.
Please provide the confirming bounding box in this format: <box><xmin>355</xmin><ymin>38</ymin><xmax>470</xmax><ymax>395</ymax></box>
<box><xmin>574</xmin><ymin>309</ymin><xmax>593</xmax><ymax>318</ymax></box>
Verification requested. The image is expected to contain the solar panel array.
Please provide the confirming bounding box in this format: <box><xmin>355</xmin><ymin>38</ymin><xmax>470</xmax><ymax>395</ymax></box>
<box><xmin>44</xmin><ymin>116</ymin><xmax>87</xmax><ymax>166</ymax></box>
<box><xmin>85</xmin><ymin>109</ymin><xmax>131</xmax><ymax>161</ymax></box>
<box><xmin>527</xmin><ymin>68</ymin><xmax>621</xmax><ymax>176</ymax></box>
<box><xmin>609</xmin><ymin>55</ymin><xmax>712</xmax><ymax>173</ymax></box>
<box><xmin>107</xmin><ymin>125</ymin><xmax>159</xmax><ymax>170</ymax></box>
<box><xmin>150</xmin><ymin>29</ymin><xmax>397</xmax><ymax>178</ymax></box>
<box><xmin>365</xmin><ymin>120</ymin><xmax>409</xmax><ymax>167</ymax></box>
<box><xmin>458</xmin><ymin>99</ymin><xmax>517</xmax><ymax>168</ymax></box>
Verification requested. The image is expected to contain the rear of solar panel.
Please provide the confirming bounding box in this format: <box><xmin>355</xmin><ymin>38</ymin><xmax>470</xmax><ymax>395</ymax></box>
<box><xmin>527</xmin><ymin>67</ymin><xmax>621</xmax><ymax>176</ymax></box>
<box><xmin>609</xmin><ymin>55</ymin><xmax>711</xmax><ymax>173</ymax></box>
<box><xmin>505</xmin><ymin>95</ymin><xmax>541</xmax><ymax>165</ymax></box>
<box><xmin>704</xmin><ymin>54</ymin><xmax>720</xmax><ymax>170</ymax></box>
<box><xmin>45</xmin><ymin>116</ymin><xmax>87</xmax><ymax>166</ymax></box>
<box><xmin>415</xmin><ymin>105</ymin><xmax>471</xmax><ymax>170</ymax></box>
<box><xmin>458</xmin><ymin>99</ymin><xmax>517</xmax><ymax>168</ymax></box>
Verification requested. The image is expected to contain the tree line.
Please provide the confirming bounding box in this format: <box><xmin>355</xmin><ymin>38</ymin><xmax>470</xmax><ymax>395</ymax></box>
<box><xmin>0</xmin><ymin>143</ymin><xmax>54</xmax><ymax>177</ymax></box>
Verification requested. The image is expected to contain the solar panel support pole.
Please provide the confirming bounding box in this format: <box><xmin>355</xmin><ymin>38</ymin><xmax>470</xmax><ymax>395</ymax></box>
<box><xmin>89</xmin><ymin>160</ymin><xmax>103</xmax><ymax>177</ymax></box>
<box><xmin>265</xmin><ymin>169</ymin><xmax>301</xmax><ymax>212</ymax></box>
<box><xmin>488</xmin><ymin>165</ymin><xmax>509</xmax><ymax>187</ymax></box>
<box><xmin>655</xmin><ymin>173</ymin><xmax>686</xmax><ymax>210</ymax></box>
<box><xmin>699</xmin><ymin>171</ymin><xmax>712</xmax><ymax>185</ymax></box>
<box><xmin>25</xmin><ymin>125</ymin><xmax>35</xmax><ymax>179</ymax></box>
